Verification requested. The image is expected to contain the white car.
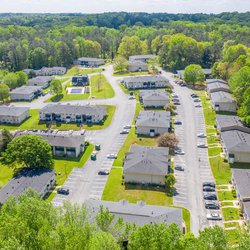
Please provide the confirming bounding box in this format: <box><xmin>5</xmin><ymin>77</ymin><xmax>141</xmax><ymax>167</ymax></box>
<box><xmin>120</xmin><ymin>129</ymin><xmax>129</xmax><ymax>134</ymax></box>
<box><xmin>123</xmin><ymin>125</ymin><xmax>131</xmax><ymax>129</ymax></box>
<box><xmin>206</xmin><ymin>213</ymin><xmax>222</xmax><ymax>220</ymax></box>
<box><xmin>195</xmin><ymin>104</ymin><xmax>202</xmax><ymax>108</ymax></box>
<box><xmin>197</xmin><ymin>133</ymin><xmax>206</xmax><ymax>138</ymax></box>
<box><xmin>197</xmin><ymin>143</ymin><xmax>208</xmax><ymax>148</ymax></box>
<box><xmin>107</xmin><ymin>153</ymin><xmax>117</xmax><ymax>159</ymax></box>
<box><xmin>172</xmin><ymin>94</ymin><xmax>179</xmax><ymax>98</ymax></box>
<box><xmin>174</xmin><ymin>149</ymin><xmax>185</xmax><ymax>155</ymax></box>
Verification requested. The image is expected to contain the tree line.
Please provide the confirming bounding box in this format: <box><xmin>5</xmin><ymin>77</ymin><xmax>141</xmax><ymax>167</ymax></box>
<box><xmin>0</xmin><ymin>190</ymin><xmax>249</xmax><ymax>250</ymax></box>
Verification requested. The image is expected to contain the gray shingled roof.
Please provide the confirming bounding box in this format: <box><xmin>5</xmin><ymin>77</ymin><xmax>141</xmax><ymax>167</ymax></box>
<box><xmin>28</xmin><ymin>76</ymin><xmax>52</xmax><ymax>84</ymax></box>
<box><xmin>207</xmin><ymin>79</ymin><xmax>227</xmax><ymax>84</ymax></box>
<box><xmin>207</xmin><ymin>82</ymin><xmax>230</xmax><ymax>93</ymax></box>
<box><xmin>85</xmin><ymin>199</ymin><xmax>183</xmax><ymax>229</ymax></box>
<box><xmin>77</xmin><ymin>57</ymin><xmax>104</xmax><ymax>62</ymax></box>
<box><xmin>15</xmin><ymin>130</ymin><xmax>85</xmax><ymax>148</ymax></box>
<box><xmin>10</xmin><ymin>85</ymin><xmax>42</xmax><ymax>95</ymax></box>
<box><xmin>0</xmin><ymin>106</ymin><xmax>29</xmax><ymax>117</ymax></box>
<box><xmin>0</xmin><ymin>168</ymin><xmax>55</xmax><ymax>204</ymax></box>
<box><xmin>129</xmin><ymin>60</ymin><xmax>147</xmax><ymax>66</ymax></box>
<box><xmin>221</xmin><ymin>130</ymin><xmax>250</xmax><ymax>153</ymax></box>
<box><xmin>216</xmin><ymin>115</ymin><xmax>250</xmax><ymax>133</ymax></box>
<box><xmin>129</xmin><ymin>54</ymin><xmax>156</xmax><ymax>60</ymax></box>
<box><xmin>232</xmin><ymin>168</ymin><xmax>250</xmax><ymax>199</ymax></box>
<box><xmin>40</xmin><ymin>104</ymin><xmax>106</xmax><ymax>116</ymax></box>
<box><xmin>136</xmin><ymin>111</ymin><xmax>170</xmax><ymax>128</ymax></box>
<box><xmin>123</xmin><ymin>145</ymin><xmax>169</xmax><ymax>175</ymax></box>
<box><xmin>124</xmin><ymin>75</ymin><xmax>168</xmax><ymax>83</ymax></box>
<box><xmin>139</xmin><ymin>90</ymin><xmax>170</xmax><ymax>102</ymax></box>
<box><xmin>243</xmin><ymin>201</ymin><xmax>250</xmax><ymax>219</ymax></box>
<box><xmin>210</xmin><ymin>91</ymin><xmax>235</xmax><ymax>103</ymax></box>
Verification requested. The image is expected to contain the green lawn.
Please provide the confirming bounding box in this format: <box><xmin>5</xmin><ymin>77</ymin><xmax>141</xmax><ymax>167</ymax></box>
<box><xmin>64</xmin><ymin>66</ymin><xmax>102</xmax><ymax>76</ymax></box>
<box><xmin>0</xmin><ymin>163</ymin><xmax>15</xmax><ymax>188</ymax></box>
<box><xmin>222</xmin><ymin>207</ymin><xmax>240</xmax><ymax>221</ymax></box>
<box><xmin>224</xmin><ymin>222</ymin><xmax>239</xmax><ymax>228</ymax></box>
<box><xmin>218</xmin><ymin>190</ymin><xmax>236</xmax><ymax>201</ymax></box>
<box><xmin>113</xmin><ymin>71</ymin><xmax>150</xmax><ymax>77</ymax></box>
<box><xmin>220</xmin><ymin>201</ymin><xmax>234</xmax><ymax>206</ymax></box>
<box><xmin>102</xmin><ymin>167</ymin><xmax>173</xmax><ymax>206</ymax></box>
<box><xmin>90</xmin><ymin>74</ymin><xmax>115</xmax><ymax>99</ymax></box>
<box><xmin>46</xmin><ymin>74</ymin><xmax>114</xmax><ymax>102</ymax></box>
<box><xmin>0</xmin><ymin>106</ymin><xmax>116</xmax><ymax>131</ymax></box>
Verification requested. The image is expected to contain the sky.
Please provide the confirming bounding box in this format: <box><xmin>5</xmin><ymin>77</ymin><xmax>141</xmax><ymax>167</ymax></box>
<box><xmin>0</xmin><ymin>0</ymin><xmax>250</xmax><ymax>14</ymax></box>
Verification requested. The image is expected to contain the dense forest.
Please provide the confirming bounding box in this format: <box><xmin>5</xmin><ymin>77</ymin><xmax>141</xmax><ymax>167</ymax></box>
<box><xmin>0</xmin><ymin>190</ymin><xmax>249</xmax><ymax>249</ymax></box>
<box><xmin>0</xmin><ymin>12</ymin><xmax>249</xmax><ymax>123</ymax></box>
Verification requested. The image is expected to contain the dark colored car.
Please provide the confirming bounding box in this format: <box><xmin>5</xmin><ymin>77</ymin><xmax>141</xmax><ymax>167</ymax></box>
<box><xmin>180</xmin><ymin>83</ymin><xmax>187</xmax><ymax>87</ymax></box>
<box><xmin>203</xmin><ymin>186</ymin><xmax>216</xmax><ymax>192</ymax></box>
<box><xmin>173</xmin><ymin>102</ymin><xmax>181</xmax><ymax>105</ymax></box>
<box><xmin>191</xmin><ymin>93</ymin><xmax>199</xmax><ymax>98</ymax></box>
<box><xmin>174</xmin><ymin>120</ymin><xmax>182</xmax><ymax>125</ymax></box>
<box><xmin>204</xmin><ymin>194</ymin><xmax>217</xmax><ymax>200</ymax></box>
<box><xmin>203</xmin><ymin>182</ymin><xmax>216</xmax><ymax>188</ymax></box>
<box><xmin>205</xmin><ymin>201</ymin><xmax>220</xmax><ymax>209</ymax></box>
<box><xmin>98</xmin><ymin>170</ymin><xmax>109</xmax><ymax>175</ymax></box>
<box><xmin>175</xmin><ymin>165</ymin><xmax>185</xmax><ymax>171</ymax></box>
<box><xmin>57</xmin><ymin>187</ymin><xmax>69</xmax><ymax>195</ymax></box>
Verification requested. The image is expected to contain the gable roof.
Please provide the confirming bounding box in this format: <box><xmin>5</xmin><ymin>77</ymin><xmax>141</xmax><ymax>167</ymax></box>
<box><xmin>14</xmin><ymin>130</ymin><xmax>85</xmax><ymax>148</ymax></box>
<box><xmin>123</xmin><ymin>145</ymin><xmax>169</xmax><ymax>176</ymax></box>
<box><xmin>207</xmin><ymin>79</ymin><xmax>227</xmax><ymax>84</ymax></box>
<box><xmin>85</xmin><ymin>199</ymin><xmax>183</xmax><ymax>230</ymax></box>
<box><xmin>207</xmin><ymin>82</ymin><xmax>230</xmax><ymax>93</ymax></box>
<box><xmin>216</xmin><ymin>115</ymin><xmax>250</xmax><ymax>133</ymax></box>
<box><xmin>0</xmin><ymin>106</ymin><xmax>29</xmax><ymax>117</ymax></box>
<box><xmin>232</xmin><ymin>168</ymin><xmax>250</xmax><ymax>200</ymax></box>
<box><xmin>123</xmin><ymin>75</ymin><xmax>168</xmax><ymax>83</ymax></box>
<box><xmin>136</xmin><ymin>110</ymin><xmax>171</xmax><ymax>128</ymax></box>
<box><xmin>210</xmin><ymin>91</ymin><xmax>235</xmax><ymax>103</ymax></box>
<box><xmin>39</xmin><ymin>104</ymin><xmax>106</xmax><ymax>117</ymax></box>
<box><xmin>221</xmin><ymin>130</ymin><xmax>250</xmax><ymax>153</ymax></box>
<box><xmin>0</xmin><ymin>168</ymin><xmax>55</xmax><ymax>204</ymax></box>
<box><xmin>139</xmin><ymin>90</ymin><xmax>170</xmax><ymax>102</ymax></box>
<box><xmin>10</xmin><ymin>85</ymin><xmax>42</xmax><ymax>95</ymax></box>
<box><xmin>28</xmin><ymin>76</ymin><xmax>52</xmax><ymax>84</ymax></box>
<box><xmin>77</xmin><ymin>57</ymin><xmax>104</xmax><ymax>62</ymax></box>
<box><xmin>129</xmin><ymin>54</ymin><xmax>156</xmax><ymax>61</ymax></box>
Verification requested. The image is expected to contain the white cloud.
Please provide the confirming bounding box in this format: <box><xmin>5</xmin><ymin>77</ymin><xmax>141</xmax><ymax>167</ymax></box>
<box><xmin>0</xmin><ymin>0</ymin><xmax>249</xmax><ymax>13</ymax></box>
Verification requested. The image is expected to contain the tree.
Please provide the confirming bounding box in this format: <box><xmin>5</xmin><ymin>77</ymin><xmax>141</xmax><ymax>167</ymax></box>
<box><xmin>50</xmin><ymin>79</ymin><xmax>63</xmax><ymax>96</ymax></box>
<box><xmin>0</xmin><ymin>83</ymin><xmax>10</xmax><ymax>102</ymax></box>
<box><xmin>164</xmin><ymin>103</ymin><xmax>176</xmax><ymax>115</ymax></box>
<box><xmin>157</xmin><ymin>133</ymin><xmax>178</xmax><ymax>150</ymax></box>
<box><xmin>113</xmin><ymin>56</ymin><xmax>128</xmax><ymax>73</ymax></box>
<box><xmin>183</xmin><ymin>64</ymin><xmax>205</xmax><ymax>85</ymax></box>
<box><xmin>165</xmin><ymin>174</ymin><xmax>176</xmax><ymax>188</ymax></box>
<box><xmin>147</xmin><ymin>58</ymin><xmax>158</xmax><ymax>74</ymax></box>
<box><xmin>3</xmin><ymin>72</ymin><xmax>18</xmax><ymax>89</ymax></box>
<box><xmin>28</xmin><ymin>47</ymin><xmax>48</xmax><ymax>69</ymax></box>
<box><xmin>16</xmin><ymin>71</ymin><xmax>28</xmax><ymax>87</ymax></box>
<box><xmin>0</xmin><ymin>129</ymin><xmax>13</xmax><ymax>154</ymax></box>
<box><xmin>2</xmin><ymin>135</ymin><xmax>54</xmax><ymax>169</ymax></box>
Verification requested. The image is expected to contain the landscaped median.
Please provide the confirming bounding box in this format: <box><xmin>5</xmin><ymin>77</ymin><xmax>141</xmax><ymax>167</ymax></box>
<box><xmin>0</xmin><ymin>105</ymin><xmax>116</xmax><ymax>131</ymax></box>
<box><xmin>63</xmin><ymin>66</ymin><xmax>102</xmax><ymax>76</ymax></box>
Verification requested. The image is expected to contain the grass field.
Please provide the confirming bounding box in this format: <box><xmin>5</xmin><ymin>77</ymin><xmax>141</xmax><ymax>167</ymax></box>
<box><xmin>0</xmin><ymin>163</ymin><xmax>16</xmax><ymax>188</ymax></box>
<box><xmin>64</xmin><ymin>66</ymin><xmax>102</xmax><ymax>76</ymax></box>
<box><xmin>222</xmin><ymin>207</ymin><xmax>240</xmax><ymax>221</ymax></box>
<box><xmin>218</xmin><ymin>190</ymin><xmax>236</xmax><ymax>201</ymax></box>
<box><xmin>0</xmin><ymin>105</ymin><xmax>116</xmax><ymax>131</ymax></box>
<box><xmin>47</xmin><ymin>74</ymin><xmax>114</xmax><ymax>102</ymax></box>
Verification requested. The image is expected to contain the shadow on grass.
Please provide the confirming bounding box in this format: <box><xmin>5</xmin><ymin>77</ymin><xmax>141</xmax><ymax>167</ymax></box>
<box><xmin>124</xmin><ymin>183</ymin><xmax>173</xmax><ymax>197</ymax></box>
<box><xmin>230</xmin><ymin>162</ymin><xmax>250</xmax><ymax>169</ymax></box>
<box><xmin>50</xmin><ymin>94</ymin><xmax>64</xmax><ymax>102</ymax></box>
<box><xmin>216</xmin><ymin>111</ymin><xmax>237</xmax><ymax>116</ymax></box>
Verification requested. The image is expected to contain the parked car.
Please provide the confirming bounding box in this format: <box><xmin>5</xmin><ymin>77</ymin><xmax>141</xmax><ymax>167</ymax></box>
<box><xmin>172</xmin><ymin>98</ymin><xmax>180</xmax><ymax>103</ymax></box>
<box><xmin>128</xmin><ymin>96</ymin><xmax>136</xmax><ymax>100</ymax></box>
<box><xmin>204</xmin><ymin>194</ymin><xmax>217</xmax><ymax>200</ymax></box>
<box><xmin>174</xmin><ymin>120</ymin><xmax>182</xmax><ymax>125</ymax></box>
<box><xmin>57</xmin><ymin>187</ymin><xmax>69</xmax><ymax>195</ymax></box>
<box><xmin>203</xmin><ymin>186</ymin><xmax>215</xmax><ymax>192</ymax></box>
<box><xmin>98</xmin><ymin>169</ymin><xmax>109</xmax><ymax>175</ymax></box>
<box><xmin>107</xmin><ymin>153</ymin><xmax>117</xmax><ymax>159</ymax></box>
<box><xmin>191</xmin><ymin>93</ymin><xmax>199</xmax><ymax>98</ymax></box>
<box><xmin>207</xmin><ymin>213</ymin><xmax>222</xmax><ymax>220</ymax></box>
<box><xmin>205</xmin><ymin>201</ymin><xmax>220</xmax><ymax>209</ymax></box>
<box><xmin>173</xmin><ymin>102</ymin><xmax>181</xmax><ymax>105</ymax></box>
<box><xmin>174</xmin><ymin>148</ymin><xmax>185</xmax><ymax>155</ymax></box>
<box><xmin>197</xmin><ymin>133</ymin><xmax>206</xmax><ymax>138</ymax></box>
<box><xmin>203</xmin><ymin>182</ymin><xmax>216</xmax><ymax>188</ymax></box>
<box><xmin>123</xmin><ymin>125</ymin><xmax>131</xmax><ymax>129</ymax></box>
<box><xmin>193</xmin><ymin>98</ymin><xmax>200</xmax><ymax>102</ymax></box>
<box><xmin>195</xmin><ymin>104</ymin><xmax>202</xmax><ymax>108</ymax></box>
<box><xmin>175</xmin><ymin>164</ymin><xmax>185</xmax><ymax>171</ymax></box>
<box><xmin>91</xmin><ymin>153</ymin><xmax>97</xmax><ymax>161</ymax></box>
<box><xmin>197</xmin><ymin>143</ymin><xmax>208</xmax><ymax>148</ymax></box>
<box><xmin>120</xmin><ymin>129</ymin><xmax>129</xmax><ymax>134</ymax></box>
<box><xmin>172</xmin><ymin>94</ymin><xmax>179</xmax><ymax>98</ymax></box>
<box><xmin>180</xmin><ymin>83</ymin><xmax>187</xmax><ymax>87</ymax></box>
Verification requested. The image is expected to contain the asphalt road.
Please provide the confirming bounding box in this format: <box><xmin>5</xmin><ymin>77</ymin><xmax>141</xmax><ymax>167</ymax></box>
<box><xmin>161</xmin><ymin>70</ymin><xmax>222</xmax><ymax>235</ymax></box>
<box><xmin>52</xmin><ymin>65</ymin><xmax>136</xmax><ymax>205</ymax></box>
